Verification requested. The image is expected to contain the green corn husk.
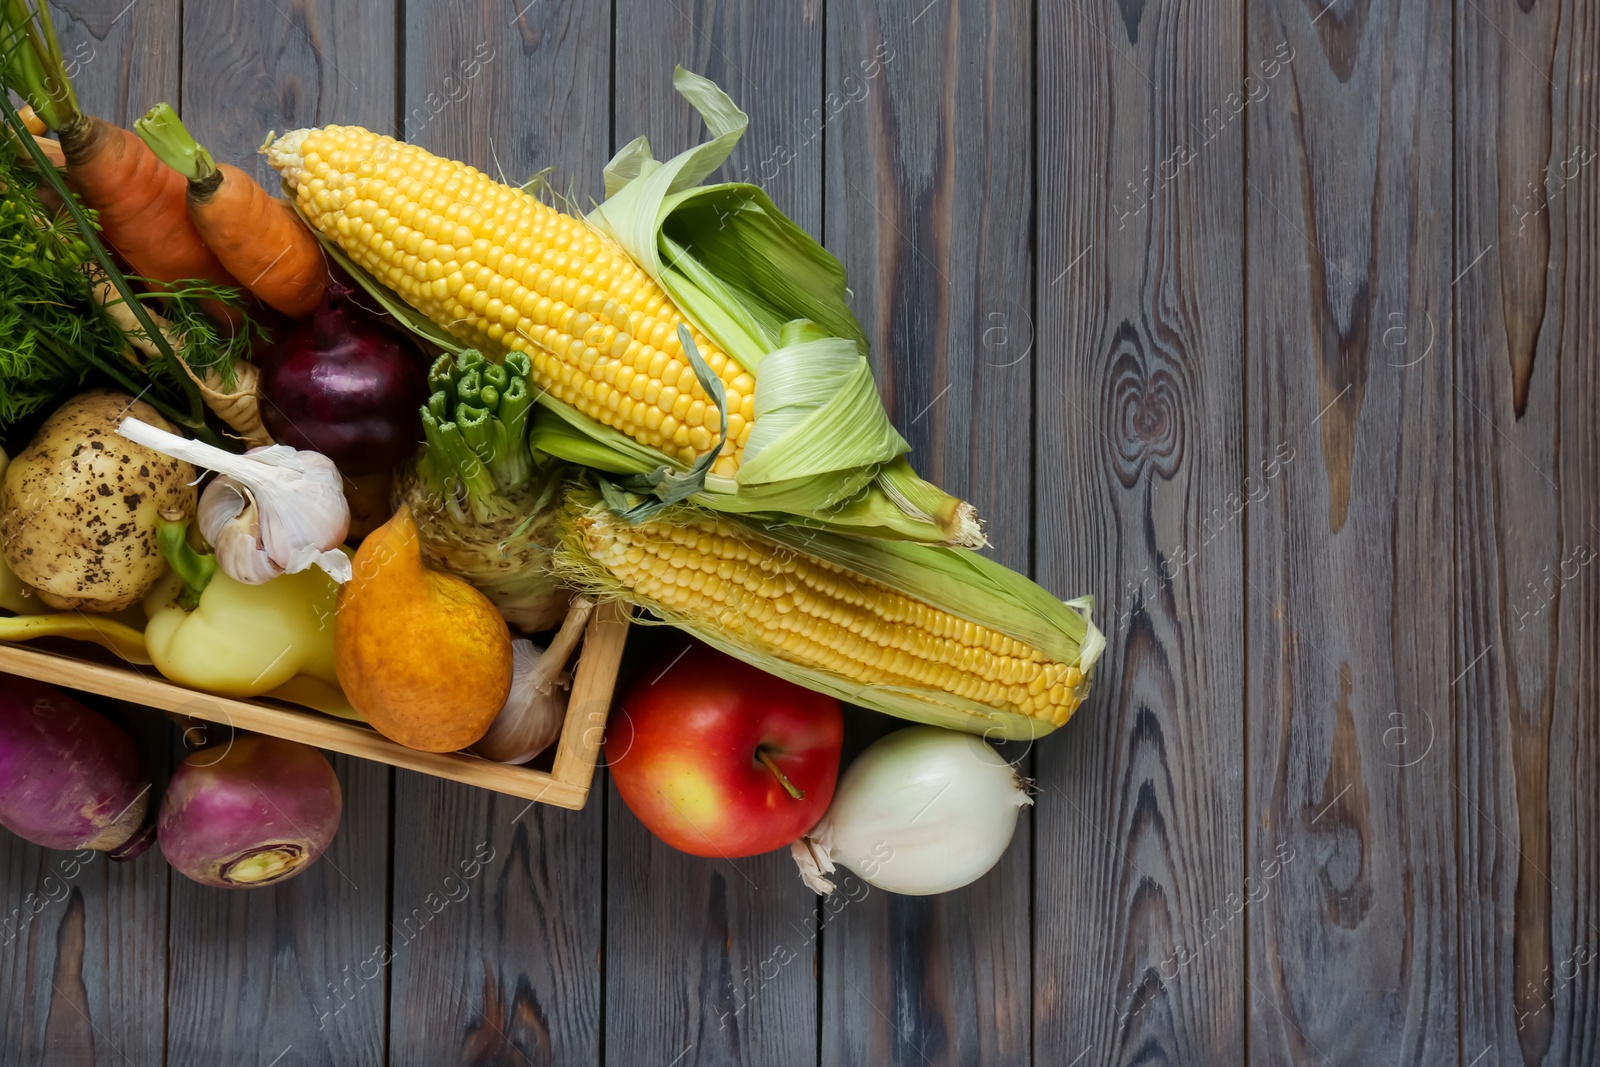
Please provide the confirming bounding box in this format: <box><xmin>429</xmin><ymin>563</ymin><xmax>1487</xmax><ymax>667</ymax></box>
<box><xmin>552</xmin><ymin>485</ymin><xmax>1105</xmax><ymax>740</ymax></box>
<box><xmin>396</xmin><ymin>349</ymin><xmax>571</xmax><ymax>632</ymax></box>
<box><xmin>310</xmin><ymin>69</ymin><xmax>984</xmax><ymax>548</ymax></box>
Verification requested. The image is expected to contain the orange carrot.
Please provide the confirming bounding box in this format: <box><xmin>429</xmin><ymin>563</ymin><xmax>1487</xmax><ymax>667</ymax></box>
<box><xmin>18</xmin><ymin>106</ymin><xmax>46</xmax><ymax>135</ymax></box>
<box><xmin>59</xmin><ymin>117</ymin><xmax>240</xmax><ymax>296</ymax></box>
<box><xmin>196</xmin><ymin>162</ymin><xmax>332</xmax><ymax>318</ymax></box>
<box><xmin>1</xmin><ymin>2</ymin><xmax>241</xmax><ymax>320</ymax></box>
<box><xmin>135</xmin><ymin>105</ymin><xmax>330</xmax><ymax>318</ymax></box>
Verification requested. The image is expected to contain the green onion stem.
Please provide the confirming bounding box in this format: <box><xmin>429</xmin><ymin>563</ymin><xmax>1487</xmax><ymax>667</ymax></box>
<box><xmin>499</xmin><ymin>360</ymin><xmax>533</xmax><ymax>426</ymax></box>
<box><xmin>427</xmin><ymin>353</ymin><xmax>456</xmax><ymax>400</ymax></box>
<box><xmin>455</xmin><ymin>366</ymin><xmax>481</xmax><ymax>408</ymax></box>
<box><xmin>427</xmin><ymin>390</ymin><xmax>450</xmax><ymax>421</ymax></box>
<box><xmin>417</xmin><ymin>349</ymin><xmax>537</xmax><ymax>514</ymax></box>
<box><xmin>416</xmin><ymin>410</ymin><xmax>451</xmax><ymax>498</ymax></box>
<box><xmin>490</xmin><ymin>374</ymin><xmax>533</xmax><ymax>492</ymax></box>
<box><xmin>456</xmin><ymin>403</ymin><xmax>494</xmax><ymax>464</ymax></box>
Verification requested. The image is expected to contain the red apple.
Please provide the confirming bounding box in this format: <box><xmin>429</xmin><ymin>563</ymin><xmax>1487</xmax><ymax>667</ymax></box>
<box><xmin>608</xmin><ymin>643</ymin><xmax>843</xmax><ymax>857</ymax></box>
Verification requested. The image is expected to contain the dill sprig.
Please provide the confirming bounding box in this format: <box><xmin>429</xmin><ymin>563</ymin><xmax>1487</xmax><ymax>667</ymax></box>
<box><xmin>0</xmin><ymin>148</ymin><xmax>122</xmax><ymax>425</ymax></box>
<box><xmin>0</xmin><ymin>115</ymin><xmax>268</xmax><ymax>442</ymax></box>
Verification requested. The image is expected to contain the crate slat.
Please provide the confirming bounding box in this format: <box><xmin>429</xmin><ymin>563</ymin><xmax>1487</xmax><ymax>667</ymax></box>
<box><xmin>0</xmin><ymin>600</ymin><xmax>629</xmax><ymax>809</ymax></box>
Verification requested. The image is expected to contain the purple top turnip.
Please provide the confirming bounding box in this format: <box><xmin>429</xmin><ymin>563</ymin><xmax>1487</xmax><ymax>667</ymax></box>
<box><xmin>258</xmin><ymin>284</ymin><xmax>428</xmax><ymax>476</ymax></box>
<box><xmin>159</xmin><ymin>734</ymin><xmax>342</xmax><ymax>888</ymax></box>
<box><xmin>0</xmin><ymin>674</ymin><xmax>154</xmax><ymax>859</ymax></box>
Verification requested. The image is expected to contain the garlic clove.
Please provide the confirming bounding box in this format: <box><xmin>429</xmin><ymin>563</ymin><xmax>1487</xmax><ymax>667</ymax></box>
<box><xmin>198</xmin><ymin>478</ymin><xmax>282</xmax><ymax>584</ymax></box>
<box><xmin>472</xmin><ymin>598</ymin><xmax>596</xmax><ymax>764</ymax></box>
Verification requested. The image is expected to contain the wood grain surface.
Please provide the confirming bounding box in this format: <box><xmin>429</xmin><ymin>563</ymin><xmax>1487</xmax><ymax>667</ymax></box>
<box><xmin>1245</xmin><ymin>0</ymin><xmax>1457</xmax><ymax>1063</ymax></box>
<box><xmin>1033</xmin><ymin>0</ymin><xmax>1247</xmax><ymax>1064</ymax></box>
<box><xmin>821</xmin><ymin>1</ymin><xmax>1035</xmax><ymax>1065</ymax></box>
<box><xmin>1456</xmin><ymin>1</ymin><xmax>1600</xmax><ymax>1065</ymax></box>
<box><xmin>2</xmin><ymin>1</ymin><xmax>1598</xmax><ymax>1065</ymax></box>
<box><xmin>606</xmin><ymin>6</ymin><xmax>824</xmax><ymax>1066</ymax></box>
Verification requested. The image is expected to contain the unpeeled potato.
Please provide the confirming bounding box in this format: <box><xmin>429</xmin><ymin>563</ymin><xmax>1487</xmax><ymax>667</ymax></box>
<box><xmin>0</xmin><ymin>391</ymin><xmax>195</xmax><ymax>612</ymax></box>
<box><xmin>334</xmin><ymin>504</ymin><xmax>512</xmax><ymax>752</ymax></box>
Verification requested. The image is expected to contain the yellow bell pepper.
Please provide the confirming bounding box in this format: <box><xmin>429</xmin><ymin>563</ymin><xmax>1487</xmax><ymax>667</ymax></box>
<box><xmin>142</xmin><ymin>519</ymin><xmax>357</xmax><ymax>718</ymax></box>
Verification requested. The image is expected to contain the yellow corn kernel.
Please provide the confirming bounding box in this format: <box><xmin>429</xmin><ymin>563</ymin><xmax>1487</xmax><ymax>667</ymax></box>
<box><xmin>274</xmin><ymin>125</ymin><xmax>754</xmax><ymax>472</ymax></box>
<box><xmin>574</xmin><ymin>510</ymin><xmax>1086</xmax><ymax>726</ymax></box>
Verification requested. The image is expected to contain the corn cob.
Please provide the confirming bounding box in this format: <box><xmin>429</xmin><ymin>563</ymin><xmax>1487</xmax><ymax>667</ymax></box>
<box><xmin>556</xmin><ymin>494</ymin><xmax>1100</xmax><ymax>735</ymax></box>
<box><xmin>266</xmin><ymin>127</ymin><xmax>750</xmax><ymax>478</ymax></box>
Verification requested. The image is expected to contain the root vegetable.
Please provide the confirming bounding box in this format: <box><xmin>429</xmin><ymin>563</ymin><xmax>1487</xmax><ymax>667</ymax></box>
<box><xmin>0</xmin><ymin>391</ymin><xmax>196</xmax><ymax>611</ymax></box>
<box><xmin>134</xmin><ymin>104</ymin><xmax>331</xmax><ymax>318</ymax></box>
<box><xmin>0</xmin><ymin>675</ymin><xmax>155</xmax><ymax>859</ymax></box>
<box><xmin>159</xmin><ymin>734</ymin><xmax>341</xmax><ymax>888</ymax></box>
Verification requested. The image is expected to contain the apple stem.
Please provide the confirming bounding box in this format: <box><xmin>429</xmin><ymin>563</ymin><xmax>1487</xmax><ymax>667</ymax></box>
<box><xmin>756</xmin><ymin>748</ymin><xmax>805</xmax><ymax>800</ymax></box>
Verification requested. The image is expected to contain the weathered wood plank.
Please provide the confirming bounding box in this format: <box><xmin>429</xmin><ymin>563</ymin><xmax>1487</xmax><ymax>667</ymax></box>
<box><xmin>1032</xmin><ymin>0</ymin><xmax>1246</xmax><ymax>1063</ymax></box>
<box><xmin>1456</xmin><ymin>1</ymin><xmax>1600</xmax><ymax>1064</ymax></box>
<box><xmin>177</xmin><ymin>0</ymin><xmax>394</xmax><ymax>192</ymax></box>
<box><xmin>605</xmin><ymin>5</ymin><xmax>822</xmax><ymax>1065</ymax></box>
<box><xmin>821</xmin><ymin>1</ymin><xmax>1033</xmax><ymax>1064</ymax></box>
<box><xmin>0</xmin><ymin>699</ymin><xmax>168</xmax><ymax>1067</ymax></box>
<box><xmin>388</xmin><ymin>774</ymin><xmax>602</xmax><ymax>1067</ymax></box>
<box><xmin>1243</xmin><ymin>0</ymin><xmax>1456</xmax><ymax>1063</ymax></box>
<box><xmin>386</xmin><ymin>3</ymin><xmax>610</xmax><ymax>1065</ymax></box>
<box><xmin>1</xmin><ymin>3</ymin><xmax>178</xmax><ymax>1061</ymax></box>
<box><xmin>163</xmin><ymin>730</ymin><xmax>391</xmax><ymax>1065</ymax></box>
<box><xmin>162</xmin><ymin>2</ymin><xmax>396</xmax><ymax>1063</ymax></box>
<box><xmin>615</xmin><ymin>0</ymin><xmax>823</xmax><ymax>237</ymax></box>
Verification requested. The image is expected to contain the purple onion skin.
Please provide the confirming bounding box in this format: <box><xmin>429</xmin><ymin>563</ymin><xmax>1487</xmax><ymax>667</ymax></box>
<box><xmin>259</xmin><ymin>285</ymin><xmax>427</xmax><ymax>475</ymax></box>
<box><xmin>0</xmin><ymin>674</ymin><xmax>154</xmax><ymax>857</ymax></box>
<box><xmin>159</xmin><ymin>734</ymin><xmax>342</xmax><ymax>889</ymax></box>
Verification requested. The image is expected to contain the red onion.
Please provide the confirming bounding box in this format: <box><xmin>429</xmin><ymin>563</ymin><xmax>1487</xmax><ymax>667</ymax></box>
<box><xmin>259</xmin><ymin>284</ymin><xmax>427</xmax><ymax>475</ymax></box>
<box><xmin>159</xmin><ymin>734</ymin><xmax>341</xmax><ymax>888</ymax></box>
<box><xmin>0</xmin><ymin>675</ymin><xmax>154</xmax><ymax>859</ymax></box>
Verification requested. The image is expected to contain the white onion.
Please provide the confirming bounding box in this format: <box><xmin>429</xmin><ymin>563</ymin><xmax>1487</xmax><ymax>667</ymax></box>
<box><xmin>791</xmin><ymin>726</ymin><xmax>1031</xmax><ymax>897</ymax></box>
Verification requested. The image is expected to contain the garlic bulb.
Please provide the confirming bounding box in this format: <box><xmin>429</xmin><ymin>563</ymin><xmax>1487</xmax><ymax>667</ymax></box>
<box><xmin>791</xmin><ymin>726</ymin><xmax>1032</xmax><ymax>897</ymax></box>
<box><xmin>473</xmin><ymin>598</ymin><xmax>594</xmax><ymax>763</ymax></box>
<box><xmin>117</xmin><ymin>419</ymin><xmax>352</xmax><ymax>584</ymax></box>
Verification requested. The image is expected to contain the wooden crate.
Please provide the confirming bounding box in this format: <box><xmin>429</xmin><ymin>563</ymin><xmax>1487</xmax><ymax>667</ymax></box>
<box><xmin>0</xmin><ymin>600</ymin><xmax>630</xmax><ymax>810</ymax></box>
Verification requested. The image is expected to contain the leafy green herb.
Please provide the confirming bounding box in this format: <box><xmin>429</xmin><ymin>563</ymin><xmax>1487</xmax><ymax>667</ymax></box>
<box><xmin>0</xmin><ymin>122</ymin><xmax>266</xmax><ymax>437</ymax></box>
<box><xmin>0</xmin><ymin>147</ymin><xmax>123</xmax><ymax>425</ymax></box>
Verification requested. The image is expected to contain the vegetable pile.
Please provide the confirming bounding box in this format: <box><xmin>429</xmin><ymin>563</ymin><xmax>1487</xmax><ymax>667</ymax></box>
<box><xmin>0</xmin><ymin>0</ymin><xmax>1104</xmax><ymax>897</ymax></box>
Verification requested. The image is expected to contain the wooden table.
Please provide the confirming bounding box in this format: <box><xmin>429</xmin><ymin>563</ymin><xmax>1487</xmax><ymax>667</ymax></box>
<box><xmin>2</xmin><ymin>1</ymin><xmax>1596</xmax><ymax>1064</ymax></box>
